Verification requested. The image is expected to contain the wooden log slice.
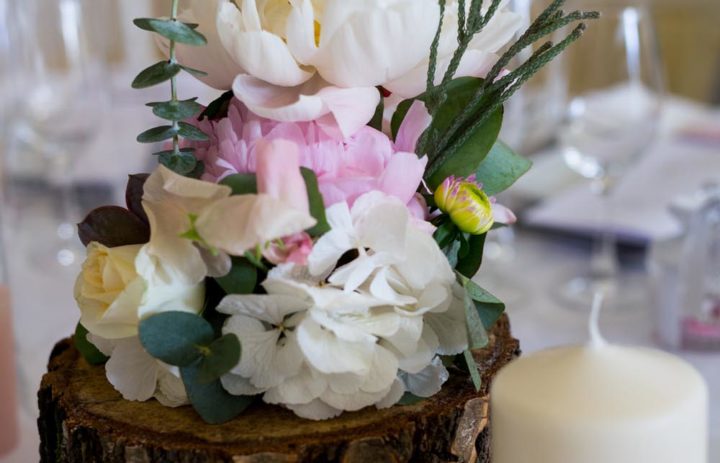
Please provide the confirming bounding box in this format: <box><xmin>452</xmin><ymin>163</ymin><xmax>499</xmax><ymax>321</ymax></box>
<box><xmin>38</xmin><ymin>315</ymin><xmax>519</xmax><ymax>463</ymax></box>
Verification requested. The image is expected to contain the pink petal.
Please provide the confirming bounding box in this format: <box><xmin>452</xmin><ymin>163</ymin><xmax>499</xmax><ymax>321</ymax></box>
<box><xmin>316</xmin><ymin>85</ymin><xmax>381</xmax><ymax>138</ymax></box>
<box><xmin>395</xmin><ymin>100</ymin><xmax>432</xmax><ymax>153</ymax></box>
<box><xmin>492</xmin><ymin>202</ymin><xmax>517</xmax><ymax>225</ymax></box>
<box><xmin>255</xmin><ymin>139</ymin><xmax>310</xmax><ymax>214</ymax></box>
<box><xmin>378</xmin><ymin>153</ymin><xmax>428</xmax><ymax>205</ymax></box>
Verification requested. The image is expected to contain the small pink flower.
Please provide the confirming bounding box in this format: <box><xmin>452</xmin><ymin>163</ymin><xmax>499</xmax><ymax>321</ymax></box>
<box><xmin>263</xmin><ymin>232</ymin><xmax>314</xmax><ymax>266</ymax></box>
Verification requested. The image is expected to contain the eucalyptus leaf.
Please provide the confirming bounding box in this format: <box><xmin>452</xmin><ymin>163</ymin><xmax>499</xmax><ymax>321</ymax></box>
<box><xmin>137</xmin><ymin>125</ymin><xmax>177</xmax><ymax>143</ymax></box>
<box><xmin>475</xmin><ymin>141</ymin><xmax>532</xmax><ymax>196</ymax></box>
<box><xmin>463</xmin><ymin>349</ymin><xmax>482</xmax><ymax>392</ymax></box>
<box><xmin>139</xmin><ymin>312</ymin><xmax>215</xmax><ymax>367</ymax></box>
<box><xmin>146</xmin><ymin>98</ymin><xmax>202</xmax><ymax>121</ymax></box>
<box><xmin>197</xmin><ymin>334</ymin><xmax>241</xmax><ymax>384</ymax></box>
<box><xmin>215</xmin><ymin>257</ymin><xmax>257</xmax><ymax>295</ymax></box>
<box><xmin>78</xmin><ymin>206</ymin><xmax>150</xmax><ymax>247</ymax></box>
<box><xmin>220</xmin><ymin>174</ymin><xmax>257</xmax><ymax>195</ymax></box>
<box><xmin>177</xmin><ymin>121</ymin><xmax>209</xmax><ymax>141</ymax></box>
<box><xmin>464</xmin><ymin>288</ymin><xmax>489</xmax><ymax>350</ymax></box>
<box><xmin>158</xmin><ymin>149</ymin><xmax>198</xmax><ymax>176</ymax></box>
<box><xmin>181</xmin><ymin>360</ymin><xmax>255</xmax><ymax>424</ymax></box>
<box><xmin>180</xmin><ymin>64</ymin><xmax>208</xmax><ymax>78</ymax></box>
<box><xmin>133</xmin><ymin>18</ymin><xmax>207</xmax><ymax>46</ymax></box>
<box><xmin>131</xmin><ymin>60</ymin><xmax>181</xmax><ymax>89</ymax></box>
<box><xmin>74</xmin><ymin>323</ymin><xmax>108</xmax><ymax>365</ymax></box>
<box><xmin>301</xmin><ymin>167</ymin><xmax>330</xmax><ymax>236</ymax></box>
<box><xmin>455</xmin><ymin>233</ymin><xmax>486</xmax><ymax>278</ymax></box>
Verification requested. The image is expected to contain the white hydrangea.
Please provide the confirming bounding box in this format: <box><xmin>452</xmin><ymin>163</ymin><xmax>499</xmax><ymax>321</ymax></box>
<box><xmin>219</xmin><ymin>192</ymin><xmax>468</xmax><ymax>419</ymax></box>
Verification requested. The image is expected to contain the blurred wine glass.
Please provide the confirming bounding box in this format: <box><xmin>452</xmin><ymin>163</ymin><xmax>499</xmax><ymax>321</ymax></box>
<box><xmin>557</xmin><ymin>0</ymin><xmax>663</xmax><ymax>309</ymax></box>
<box><xmin>9</xmin><ymin>0</ymin><xmax>107</xmax><ymax>267</ymax></box>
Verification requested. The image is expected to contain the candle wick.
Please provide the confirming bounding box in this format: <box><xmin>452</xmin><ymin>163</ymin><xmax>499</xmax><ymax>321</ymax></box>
<box><xmin>589</xmin><ymin>291</ymin><xmax>607</xmax><ymax>349</ymax></box>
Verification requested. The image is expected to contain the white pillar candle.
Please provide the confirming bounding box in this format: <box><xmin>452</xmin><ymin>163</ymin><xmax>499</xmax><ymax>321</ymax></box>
<box><xmin>0</xmin><ymin>285</ymin><xmax>18</xmax><ymax>456</ymax></box>
<box><xmin>491</xmin><ymin>298</ymin><xmax>708</xmax><ymax>463</ymax></box>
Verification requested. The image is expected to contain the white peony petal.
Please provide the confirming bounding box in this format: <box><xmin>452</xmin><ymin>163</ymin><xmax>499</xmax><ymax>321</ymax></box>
<box><xmin>264</xmin><ymin>365</ymin><xmax>327</xmax><ymax>405</ymax></box>
<box><xmin>425</xmin><ymin>288</ymin><xmax>468</xmax><ymax>356</ymax></box>
<box><xmin>104</xmin><ymin>337</ymin><xmax>159</xmax><ymax>402</ymax></box>
<box><xmin>286</xmin><ymin>0</ymin><xmax>317</xmax><ymax>65</ymax></box>
<box><xmin>217</xmin><ymin>294</ymin><xmax>308</xmax><ymax>324</ymax></box>
<box><xmin>395</xmin><ymin>325</ymin><xmax>438</xmax><ymax>375</ymax></box>
<box><xmin>319</xmin><ymin>382</ymin><xmax>394</xmax><ymax>412</ymax></box>
<box><xmin>217</xmin><ymin>1</ymin><xmax>313</xmax><ymax>87</ymax></box>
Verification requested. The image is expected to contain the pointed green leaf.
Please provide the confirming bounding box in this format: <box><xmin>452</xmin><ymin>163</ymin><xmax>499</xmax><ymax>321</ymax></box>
<box><xmin>215</xmin><ymin>257</ymin><xmax>257</xmax><ymax>295</ymax></box>
<box><xmin>137</xmin><ymin>125</ymin><xmax>177</xmax><ymax>143</ymax></box>
<box><xmin>131</xmin><ymin>61</ymin><xmax>181</xmax><ymax>89</ymax></box>
<box><xmin>455</xmin><ymin>233</ymin><xmax>486</xmax><ymax>278</ymax></box>
<box><xmin>158</xmin><ymin>149</ymin><xmax>198</xmax><ymax>176</ymax></box>
<box><xmin>139</xmin><ymin>312</ymin><xmax>215</xmax><ymax>367</ymax></box>
<box><xmin>74</xmin><ymin>323</ymin><xmax>108</xmax><ymax>365</ymax></box>
<box><xmin>197</xmin><ymin>334</ymin><xmax>241</xmax><ymax>384</ymax></box>
<box><xmin>464</xmin><ymin>287</ymin><xmax>489</xmax><ymax>350</ymax></box>
<box><xmin>459</xmin><ymin>275</ymin><xmax>506</xmax><ymax>330</ymax></box>
<box><xmin>463</xmin><ymin>349</ymin><xmax>482</xmax><ymax>391</ymax></box>
<box><xmin>177</xmin><ymin>121</ymin><xmax>209</xmax><ymax>141</ymax></box>
<box><xmin>300</xmin><ymin>167</ymin><xmax>330</xmax><ymax>236</ymax></box>
<box><xmin>475</xmin><ymin>141</ymin><xmax>532</xmax><ymax>196</ymax></box>
<box><xmin>133</xmin><ymin>18</ymin><xmax>207</xmax><ymax>46</ymax></box>
<box><xmin>146</xmin><ymin>98</ymin><xmax>202</xmax><ymax>121</ymax></box>
<box><xmin>180</xmin><ymin>64</ymin><xmax>208</xmax><ymax>78</ymax></box>
<box><xmin>220</xmin><ymin>174</ymin><xmax>257</xmax><ymax>195</ymax></box>
<box><xmin>181</xmin><ymin>360</ymin><xmax>255</xmax><ymax>424</ymax></box>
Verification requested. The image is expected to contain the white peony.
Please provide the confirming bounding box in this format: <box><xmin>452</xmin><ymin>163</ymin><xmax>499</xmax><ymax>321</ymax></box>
<box><xmin>74</xmin><ymin>242</ymin><xmax>205</xmax><ymax>340</ymax></box>
<box><xmin>219</xmin><ymin>192</ymin><xmax>467</xmax><ymax>419</ymax></box>
<box><xmin>88</xmin><ymin>334</ymin><xmax>188</xmax><ymax>407</ymax></box>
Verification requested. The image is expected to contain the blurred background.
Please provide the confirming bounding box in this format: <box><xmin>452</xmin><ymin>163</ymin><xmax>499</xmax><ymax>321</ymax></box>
<box><xmin>0</xmin><ymin>0</ymin><xmax>719</xmax><ymax>461</ymax></box>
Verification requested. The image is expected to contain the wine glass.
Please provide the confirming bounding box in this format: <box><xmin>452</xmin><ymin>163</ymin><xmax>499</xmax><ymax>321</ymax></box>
<box><xmin>9</xmin><ymin>0</ymin><xmax>107</xmax><ymax>268</ymax></box>
<box><xmin>556</xmin><ymin>0</ymin><xmax>664</xmax><ymax>309</ymax></box>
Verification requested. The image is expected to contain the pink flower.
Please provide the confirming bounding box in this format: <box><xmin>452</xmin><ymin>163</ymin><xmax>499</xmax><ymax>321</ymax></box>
<box><xmin>263</xmin><ymin>232</ymin><xmax>314</xmax><ymax>266</ymax></box>
<box><xmin>187</xmin><ymin>99</ymin><xmax>430</xmax><ymax>218</ymax></box>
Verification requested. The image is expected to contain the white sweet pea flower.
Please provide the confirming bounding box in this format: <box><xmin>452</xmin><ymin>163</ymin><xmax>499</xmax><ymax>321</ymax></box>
<box><xmin>75</xmin><ymin>242</ymin><xmax>205</xmax><ymax>340</ymax></box>
<box><xmin>219</xmin><ymin>192</ymin><xmax>467</xmax><ymax>420</ymax></box>
<box><xmin>88</xmin><ymin>334</ymin><xmax>188</xmax><ymax>407</ymax></box>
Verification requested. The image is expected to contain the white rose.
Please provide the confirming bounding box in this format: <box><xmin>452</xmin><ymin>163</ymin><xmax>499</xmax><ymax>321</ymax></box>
<box><xmin>74</xmin><ymin>242</ymin><xmax>205</xmax><ymax>340</ymax></box>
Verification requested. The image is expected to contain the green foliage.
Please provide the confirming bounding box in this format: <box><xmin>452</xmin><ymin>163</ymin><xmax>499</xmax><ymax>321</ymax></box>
<box><xmin>397</xmin><ymin>392</ymin><xmax>425</xmax><ymax>406</ymax></box>
<box><xmin>137</xmin><ymin>125</ymin><xmax>178</xmax><ymax>143</ymax></box>
<box><xmin>74</xmin><ymin>323</ymin><xmax>108</xmax><ymax>365</ymax></box>
<box><xmin>455</xmin><ymin>233</ymin><xmax>486</xmax><ymax>279</ymax></box>
<box><xmin>301</xmin><ymin>167</ymin><xmax>330</xmax><ymax>236</ymax></box>
<box><xmin>131</xmin><ymin>61</ymin><xmax>181</xmax><ymax>89</ymax></box>
<box><xmin>215</xmin><ymin>257</ymin><xmax>258</xmax><ymax>295</ymax></box>
<box><xmin>463</xmin><ymin>286</ymin><xmax>489</xmax><ymax>350</ymax></box>
<box><xmin>133</xmin><ymin>18</ymin><xmax>207</xmax><ymax>46</ymax></box>
<box><xmin>197</xmin><ymin>334</ymin><xmax>241</xmax><ymax>383</ymax></box>
<box><xmin>221</xmin><ymin>174</ymin><xmax>258</xmax><ymax>195</ymax></box>
<box><xmin>158</xmin><ymin>149</ymin><xmax>198</xmax><ymax>176</ymax></box>
<box><xmin>181</xmin><ymin>360</ymin><xmax>255</xmax><ymax>424</ymax></box>
<box><xmin>368</xmin><ymin>97</ymin><xmax>384</xmax><ymax>131</ymax></box>
<box><xmin>177</xmin><ymin>121</ymin><xmax>209</xmax><ymax>141</ymax></box>
<box><xmin>78</xmin><ymin>206</ymin><xmax>150</xmax><ymax>247</ymax></box>
<box><xmin>463</xmin><ymin>349</ymin><xmax>482</xmax><ymax>392</ymax></box>
<box><xmin>139</xmin><ymin>311</ymin><xmax>215</xmax><ymax>366</ymax></box>
<box><xmin>475</xmin><ymin>141</ymin><xmax>532</xmax><ymax>196</ymax></box>
<box><xmin>179</xmin><ymin>64</ymin><xmax>208</xmax><ymax>78</ymax></box>
<box><xmin>459</xmin><ymin>274</ymin><xmax>506</xmax><ymax>330</ymax></box>
<box><xmin>146</xmin><ymin>98</ymin><xmax>202</xmax><ymax>121</ymax></box>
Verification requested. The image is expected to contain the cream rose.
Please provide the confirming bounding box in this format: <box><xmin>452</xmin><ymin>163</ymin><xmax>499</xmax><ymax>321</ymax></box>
<box><xmin>75</xmin><ymin>242</ymin><xmax>205</xmax><ymax>339</ymax></box>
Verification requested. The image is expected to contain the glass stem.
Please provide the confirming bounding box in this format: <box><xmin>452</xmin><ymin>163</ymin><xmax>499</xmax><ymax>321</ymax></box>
<box><xmin>590</xmin><ymin>175</ymin><xmax>618</xmax><ymax>281</ymax></box>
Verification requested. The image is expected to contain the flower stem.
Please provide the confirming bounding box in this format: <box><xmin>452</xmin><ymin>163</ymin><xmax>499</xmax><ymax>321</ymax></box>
<box><xmin>170</xmin><ymin>0</ymin><xmax>180</xmax><ymax>156</ymax></box>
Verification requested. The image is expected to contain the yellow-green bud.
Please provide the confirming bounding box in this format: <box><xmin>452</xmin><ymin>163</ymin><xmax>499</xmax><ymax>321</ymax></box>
<box><xmin>434</xmin><ymin>176</ymin><xmax>494</xmax><ymax>235</ymax></box>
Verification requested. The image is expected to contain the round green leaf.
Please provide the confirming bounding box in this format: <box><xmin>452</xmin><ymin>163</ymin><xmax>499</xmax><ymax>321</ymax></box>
<box><xmin>177</xmin><ymin>121</ymin><xmax>209</xmax><ymax>141</ymax></box>
<box><xmin>74</xmin><ymin>323</ymin><xmax>108</xmax><ymax>365</ymax></box>
<box><xmin>131</xmin><ymin>61</ymin><xmax>181</xmax><ymax>89</ymax></box>
<box><xmin>147</xmin><ymin>98</ymin><xmax>202</xmax><ymax>121</ymax></box>
<box><xmin>133</xmin><ymin>18</ymin><xmax>207</xmax><ymax>46</ymax></box>
<box><xmin>157</xmin><ymin>149</ymin><xmax>198</xmax><ymax>176</ymax></box>
<box><xmin>181</xmin><ymin>360</ymin><xmax>255</xmax><ymax>424</ymax></box>
<box><xmin>215</xmin><ymin>257</ymin><xmax>258</xmax><ymax>295</ymax></box>
<box><xmin>139</xmin><ymin>312</ymin><xmax>215</xmax><ymax>367</ymax></box>
<box><xmin>137</xmin><ymin>125</ymin><xmax>177</xmax><ymax>143</ymax></box>
<box><xmin>197</xmin><ymin>334</ymin><xmax>241</xmax><ymax>384</ymax></box>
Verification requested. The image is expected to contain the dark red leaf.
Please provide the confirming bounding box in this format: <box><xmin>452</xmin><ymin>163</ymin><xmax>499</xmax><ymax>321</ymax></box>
<box><xmin>125</xmin><ymin>174</ymin><xmax>150</xmax><ymax>224</ymax></box>
<box><xmin>78</xmin><ymin>206</ymin><xmax>150</xmax><ymax>247</ymax></box>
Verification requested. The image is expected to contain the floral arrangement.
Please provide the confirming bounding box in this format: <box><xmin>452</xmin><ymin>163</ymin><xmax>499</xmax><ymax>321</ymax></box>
<box><xmin>73</xmin><ymin>0</ymin><xmax>596</xmax><ymax>423</ymax></box>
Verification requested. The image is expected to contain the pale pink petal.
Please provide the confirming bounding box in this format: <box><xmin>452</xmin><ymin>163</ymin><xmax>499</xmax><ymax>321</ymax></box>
<box><xmin>315</xmin><ymin>85</ymin><xmax>380</xmax><ymax>139</ymax></box>
<box><xmin>395</xmin><ymin>100</ymin><xmax>431</xmax><ymax>153</ymax></box>
<box><xmin>378</xmin><ymin>153</ymin><xmax>427</xmax><ymax>205</ymax></box>
<box><xmin>492</xmin><ymin>202</ymin><xmax>517</xmax><ymax>225</ymax></box>
<box><xmin>256</xmin><ymin>139</ymin><xmax>309</xmax><ymax>214</ymax></box>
